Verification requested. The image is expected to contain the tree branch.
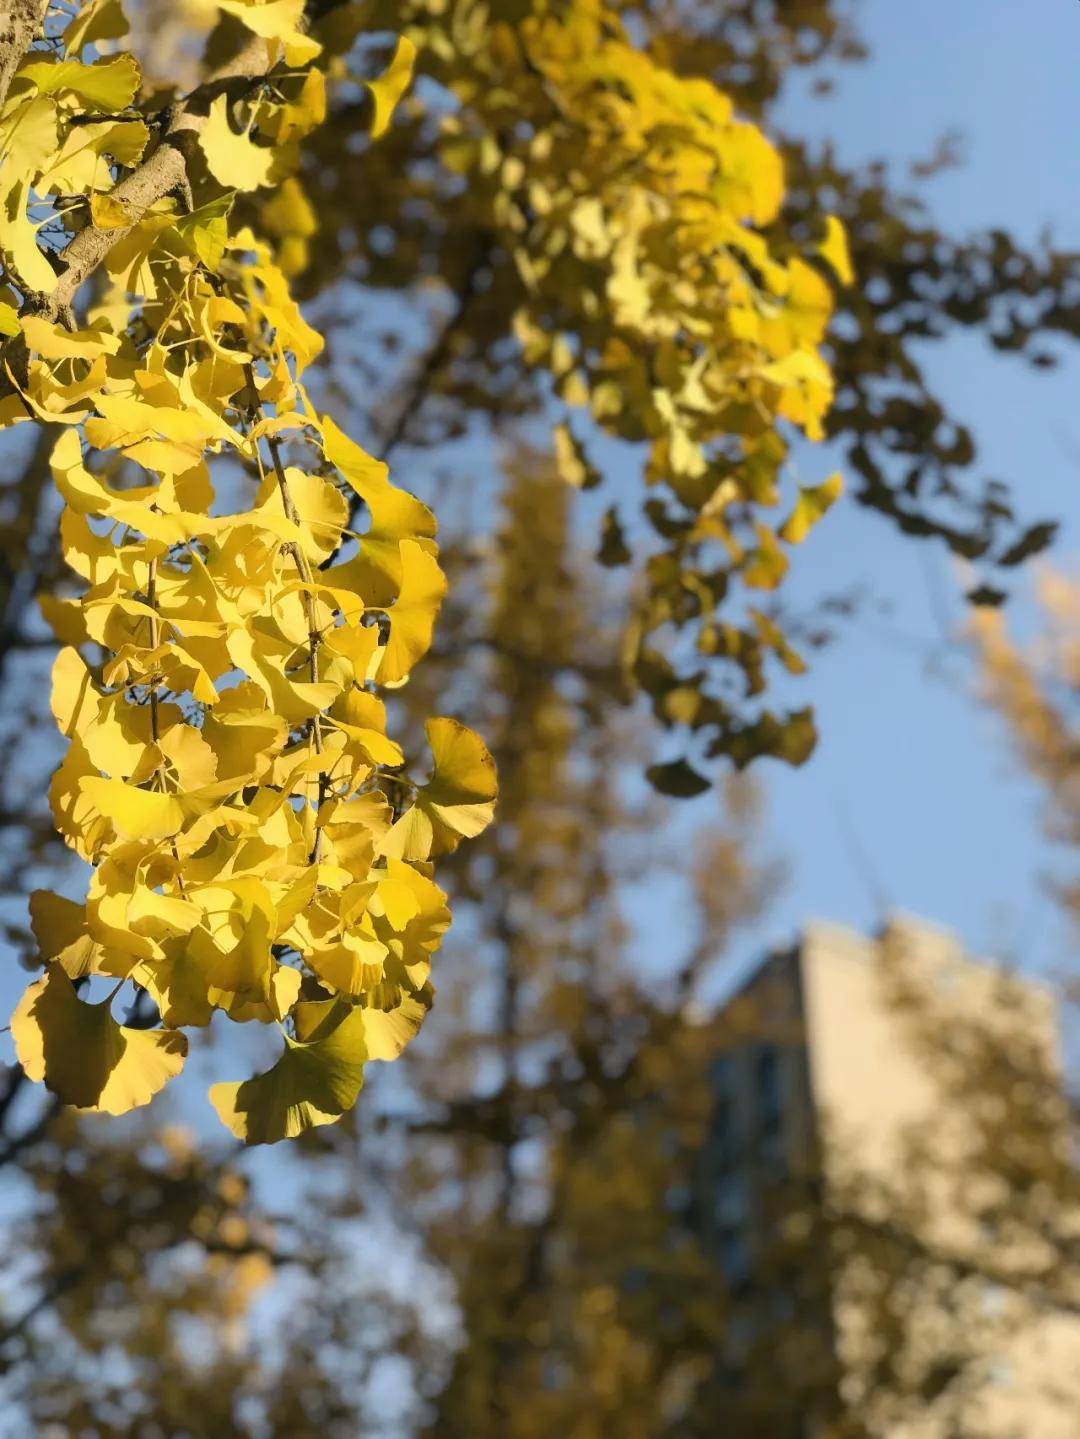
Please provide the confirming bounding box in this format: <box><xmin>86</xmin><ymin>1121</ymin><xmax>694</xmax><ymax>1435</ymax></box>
<box><xmin>0</xmin><ymin>1092</ymin><xmax>61</xmax><ymax>1168</ymax></box>
<box><xmin>0</xmin><ymin>0</ymin><xmax>47</xmax><ymax>111</ymax></box>
<box><xmin>38</xmin><ymin>33</ymin><xmax>270</xmax><ymax>324</ymax></box>
<box><xmin>373</xmin><ymin>241</ymin><xmax>494</xmax><ymax>464</ymax></box>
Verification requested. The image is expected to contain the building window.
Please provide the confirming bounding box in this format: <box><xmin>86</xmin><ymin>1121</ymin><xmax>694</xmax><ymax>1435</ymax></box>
<box><xmin>757</xmin><ymin>1046</ymin><xmax>782</xmax><ymax>1128</ymax></box>
<box><xmin>715</xmin><ymin>1172</ymin><xmax>751</xmax><ymax>1286</ymax></box>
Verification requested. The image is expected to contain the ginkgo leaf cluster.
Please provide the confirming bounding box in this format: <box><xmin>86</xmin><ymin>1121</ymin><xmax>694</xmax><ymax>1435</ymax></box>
<box><xmin>359</xmin><ymin>0</ymin><xmax>849</xmax><ymax>776</ymax></box>
<box><xmin>0</xmin><ymin>0</ymin><xmax>495</xmax><ymax>1141</ymax></box>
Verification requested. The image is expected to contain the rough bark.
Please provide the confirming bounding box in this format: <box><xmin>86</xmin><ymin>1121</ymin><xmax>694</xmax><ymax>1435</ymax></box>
<box><xmin>0</xmin><ymin>0</ymin><xmax>47</xmax><ymax>111</ymax></box>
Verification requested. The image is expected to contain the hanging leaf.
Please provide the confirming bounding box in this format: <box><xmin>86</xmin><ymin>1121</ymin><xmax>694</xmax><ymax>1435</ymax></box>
<box><xmin>382</xmin><ymin>718</ymin><xmax>498</xmax><ymax>860</ymax></box>
<box><xmin>779</xmin><ymin>472</ymin><xmax>843</xmax><ymax>545</ymax></box>
<box><xmin>199</xmin><ymin>96</ymin><xmax>273</xmax><ymax>191</ymax></box>
<box><xmin>209</xmin><ymin>1004</ymin><xmax>368</xmax><ymax>1144</ymax></box>
<box><xmin>0</xmin><ymin>0</ymin><xmax>496</xmax><ymax>1144</ymax></box>
<box><xmin>818</xmin><ymin>215</ymin><xmax>854</xmax><ymax>286</ymax></box>
<box><xmin>365</xmin><ymin>36</ymin><xmax>417</xmax><ymax>138</ymax></box>
<box><xmin>12</xmin><ymin>969</ymin><xmax>186</xmax><ymax>1115</ymax></box>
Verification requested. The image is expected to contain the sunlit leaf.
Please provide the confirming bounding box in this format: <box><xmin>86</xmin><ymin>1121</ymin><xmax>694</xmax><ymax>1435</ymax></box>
<box><xmin>382</xmin><ymin>718</ymin><xmax>497</xmax><ymax>860</ymax></box>
<box><xmin>779</xmin><ymin>472</ymin><xmax>843</xmax><ymax>545</ymax></box>
<box><xmin>209</xmin><ymin>1003</ymin><xmax>367</xmax><ymax>1143</ymax></box>
<box><xmin>365</xmin><ymin>36</ymin><xmax>416</xmax><ymax>138</ymax></box>
<box><xmin>12</xmin><ymin>969</ymin><xmax>186</xmax><ymax>1114</ymax></box>
<box><xmin>199</xmin><ymin>95</ymin><xmax>273</xmax><ymax>191</ymax></box>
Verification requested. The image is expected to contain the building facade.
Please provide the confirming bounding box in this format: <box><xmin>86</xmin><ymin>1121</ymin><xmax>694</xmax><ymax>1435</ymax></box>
<box><xmin>700</xmin><ymin>917</ymin><xmax>1080</xmax><ymax>1437</ymax></box>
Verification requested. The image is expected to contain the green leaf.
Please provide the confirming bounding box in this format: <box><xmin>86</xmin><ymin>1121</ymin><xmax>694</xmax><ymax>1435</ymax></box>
<box><xmin>596</xmin><ymin>505</ymin><xmax>631</xmax><ymax>567</ymax></box>
<box><xmin>176</xmin><ymin>193</ymin><xmax>235</xmax><ymax>269</ymax></box>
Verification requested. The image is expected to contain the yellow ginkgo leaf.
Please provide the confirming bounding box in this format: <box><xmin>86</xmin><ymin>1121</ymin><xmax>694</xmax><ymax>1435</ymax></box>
<box><xmin>327</xmin><ymin>688</ymin><xmax>404</xmax><ymax>769</ymax></box>
<box><xmin>209</xmin><ymin>1003</ymin><xmax>367</xmax><ymax>1144</ymax></box>
<box><xmin>226</xmin><ymin>964</ymin><xmax>303</xmax><ymax>1025</ymax></box>
<box><xmin>29</xmin><ymin>890</ymin><xmax>113</xmax><ymax>980</ymax></box>
<box><xmin>370</xmin><ymin>859</ymin><xmax>450</xmax><ymax>972</ymax></box>
<box><xmin>304</xmin><ymin>925</ymin><xmax>388</xmax><ymax>997</ymax></box>
<box><xmin>217</xmin><ymin>0</ymin><xmax>321</xmax><ymax>63</ymax></box>
<box><xmin>317</xmin><ymin>794</ymin><xmax>392</xmax><ymax>879</ymax></box>
<box><xmin>261</xmin><ymin>176</ymin><xmax>317</xmax><ymax>242</ymax></box>
<box><xmin>50</xmin><ymin>736</ymin><xmax>113</xmax><ymax>860</ymax></box>
<box><xmin>741</xmin><ymin>522</ymin><xmax>789</xmax><ymax>590</ymax></box>
<box><xmin>36</xmin><ymin>116</ymin><xmax>148</xmax><ymax>194</ymax></box>
<box><xmin>778</xmin><ymin>472</ymin><xmax>843</xmax><ymax>545</ymax></box>
<box><xmin>184</xmin><ymin>878</ymin><xmax>277</xmax><ymax>1012</ymax></box>
<box><xmin>553</xmin><ymin>420</ymin><xmax>599</xmax><ymax>490</ymax></box>
<box><xmin>0</xmin><ymin>177</ymin><xmax>58</xmax><ymax>291</ymax></box>
<box><xmin>134</xmin><ymin>944</ymin><xmax>215</xmax><ymax>1028</ymax></box>
<box><xmin>321</xmin><ymin>414</ymin><xmax>436</xmax><ymax>602</ymax></box>
<box><xmin>0</xmin><ymin>92</ymin><xmax>60</xmax><ymax>177</ymax></box>
<box><xmin>378</xmin><ymin>539</ymin><xmax>447</xmax><ymax>684</ymax></box>
<box><xmin>175</xmin><ymin>194</ymin><xmax>233</xmax><ymax>270</ymax></box>
<box><xmin>381</xmin><ymin>717</ymin><xmax>497</xmax><ymax>860</ymax></box>
<box><xmin>252</xmin><ymin>466</ymin><xmax>348</xmax><ymax>563</ymax></box>
<box><xmin>62</xmin><ymin>0</ymin><xmax>129</xmax><ymax>56</ymax></box>
<box><xmin>200</xmin><ymin>684</ymin><xmax>287</xmax><ymax>784</ymax></box>
<box><xmin>89</xmin><ymin>191</ymin><xmax>131</xmax><ymax>229</ymax></box>
<box><xmin>12</xmin><ymin>968</ymin><xmax>186</xmax><ymax>1114</ymax></box>
<box><xmin>18</xmin><ymin>54</ymin><xmax>141</xmax><ymax>112</ymax></box>
<box><xmin>80</xmin><ymin>775</ymin><xmax>187</xmax><ymax>841</ymax></box>
<box><xmin>359</xmin><ymin>986</ymin><xmax>432</xmax><ymax>1061</ymax></box>
<box><xmin>199</xmin><ymin>95</ymin><xmax>273</xmax><ymax>191</ymax></box>
<box><xmin>366</xmin><ymin>36</ymin><xmax>416</xmax><ymax>138</ymax></box>
<box><xmin>25</xmin><ymin>318</ymin><xmax>121</xmax><ymax>363</ymax></box>
<box><xmin>818</xmin><ymin>215</ymin><xmax>854</xmax><ymax>287</ymax></box>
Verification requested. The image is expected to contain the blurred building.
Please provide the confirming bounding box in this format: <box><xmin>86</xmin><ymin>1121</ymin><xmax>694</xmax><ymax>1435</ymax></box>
<box><xmin>700</xmin><ymin>917</ymin><xmax>1080</xmax><ymax>1437</ymax></box>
